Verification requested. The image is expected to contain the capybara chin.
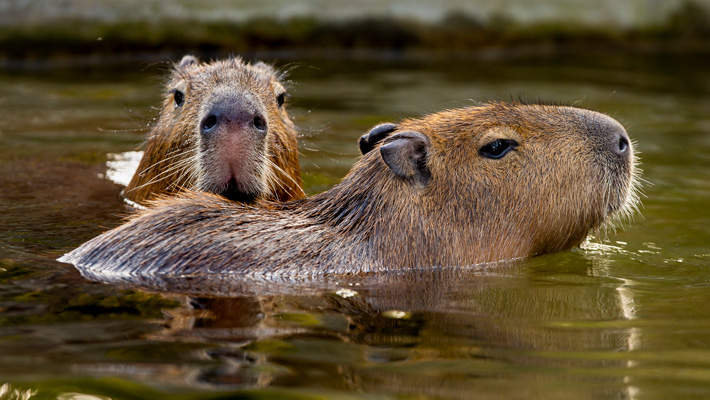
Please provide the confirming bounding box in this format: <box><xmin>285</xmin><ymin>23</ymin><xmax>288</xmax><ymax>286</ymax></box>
<box><xmin>123</xmin><ymin>55</ymin><xmax>305</xmax><ymax>205</ymax></box>
<box><xmin>61</xmin><ymin>102</ymin><xmax>641</xmax><ymax>277</ymax></box>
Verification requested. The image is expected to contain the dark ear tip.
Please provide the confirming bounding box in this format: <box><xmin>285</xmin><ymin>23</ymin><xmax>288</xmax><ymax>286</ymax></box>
<box><xmin>358</xmin><ymin>134</ymin><xmax>371</xmax><ymax>155</ymax></box>
<box><xmin>359</xmin><ymin>123</ymin><xmax>398</xmax><ymax>155</ymax></box>
<box><xmin>179</xmin><ymin>55</ymin><xmax>198</xmax><ymax>69</ymax></box>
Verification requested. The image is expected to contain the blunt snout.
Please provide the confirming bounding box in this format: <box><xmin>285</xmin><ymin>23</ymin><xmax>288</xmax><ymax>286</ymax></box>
<box><xmin>609</xmin><ymin>126</ymin><xmax>630</xmax><ymax>156</ymax></box>
<box><xmin>575</xmin><ymin>109</ymin><xmax>632</xmax><ymax>160</ymax></box>
<box><xmin>200</xmin><ymin>90</ymin><xmax>267</xmax><ymax>138</ymax></box>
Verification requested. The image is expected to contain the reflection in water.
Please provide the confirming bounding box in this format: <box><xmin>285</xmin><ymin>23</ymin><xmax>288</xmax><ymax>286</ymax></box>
<box><xmin>105</xmin><ymin>151</ymin><xmax>144</xmax><ymax>209</ymax></box>
<box><xmin>70</xmin><ymin>257</ymin><xmax>642</xmax><ymax>398</ymax></box>
<box><xmin>57</xmin><ymin>394</ymin><xmax>112</xmax><ymax>400</ymax></box>
<box><xmin>105</xmin><ymin>151</ymin><xmax>142</xmax><ymax>187</ymax></box>
<box><xmin>583</xmin><ymin>240</ymin><xmax>641</xmax><ymax>399</ymax></box>
<box><xmin>0</xmin><ymin>384</ymin><xmax>36</xmax><ymax>400</ymax></box>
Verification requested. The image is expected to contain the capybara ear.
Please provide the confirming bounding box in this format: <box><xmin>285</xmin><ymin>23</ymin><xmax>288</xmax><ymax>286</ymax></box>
<box><xmin>359</xmin><ymin>123</ymin><xmax>398</xmax><ymax>155</ymax></box>
<box><xmin>178</xmin><ymin>55</ymin><xmax>199</xmax><ymax>69</ymax></box>
<box><xmin>380</xmin><ymin>130</ymin><xmax>431</xmax><ymax>184</ymax></box>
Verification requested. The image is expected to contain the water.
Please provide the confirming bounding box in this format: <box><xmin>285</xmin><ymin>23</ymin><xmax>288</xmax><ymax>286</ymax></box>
<box><xmin>1</xmin><ymin>52</ymin><xmax>710</xmax><ymax>399</ymax></box>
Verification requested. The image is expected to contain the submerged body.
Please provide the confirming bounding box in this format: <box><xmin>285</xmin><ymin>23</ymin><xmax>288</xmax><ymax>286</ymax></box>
<box><xmin>62</xmin><ymin>102</ymin><xmax>640</xmax><ymax>277</ymax></box>
<box><xmin>124</xmin><ymin>55</ymin><xmax>304</xmax><ymax>205</ymax></box>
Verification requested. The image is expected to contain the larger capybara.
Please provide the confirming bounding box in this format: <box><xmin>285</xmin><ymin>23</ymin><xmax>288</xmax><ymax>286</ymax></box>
<box><xmin>61</xmin><ymin>102</ymin><xmax>640</xmax><ymax>277</ymax></box>
<box><xmin>124</xmin><ymin>55</ymin><xmax>305</xmax><ymax>205</ymax></box>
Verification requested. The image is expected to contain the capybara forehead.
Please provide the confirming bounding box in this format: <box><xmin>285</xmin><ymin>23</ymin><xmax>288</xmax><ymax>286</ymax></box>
<box><xmin>170</xmin><ymin>58</ymin><xmax>281</xmax><ymax>94</ymax></box>
<box><xmin>397</xmin><ymin>102</ymin><xmax>591</xmax><ymax>143</ymax></box>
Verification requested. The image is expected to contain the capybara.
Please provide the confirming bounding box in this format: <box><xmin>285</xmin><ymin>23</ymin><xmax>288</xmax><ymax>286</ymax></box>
<box><xmin>61</xmin><ymin>102</ymin><xmax>640</xmax><ymax>277</ymax></box>
<box><xmin>123</xmin><ymin>55</ymin><xmax>305</xmax><ymax>205</ymax></box>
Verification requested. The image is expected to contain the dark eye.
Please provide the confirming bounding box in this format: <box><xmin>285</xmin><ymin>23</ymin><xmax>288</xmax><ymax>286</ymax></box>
<box><xmin>479</xmin><ymin>139</ymin><xmax>518</xmax><ymax>159</ymax></box>
<box><xmin>171</xmin><ymin>89</ymin><xmax>185</xmax><ymax>108</ymax></box>
<box><xmin>276</xmin><ymin>92</ymin><xmax>286</xmax><ymax>107</ymax></box>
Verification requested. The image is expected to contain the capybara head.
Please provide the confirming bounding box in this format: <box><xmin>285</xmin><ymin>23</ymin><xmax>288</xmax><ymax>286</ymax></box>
<box><xmin>124</xmin><ymin>55</ymin><xmax>304</xmax><ymax>205</ymax></box>
<box><xmin>331</xmin><ymin>102</ymin><xmax>640</xmax><ymax>264</ymax></box>
<box><xmin>62</xmin><ymin>102</ymin><xmax>640</xmax><ymax>277</ymax></box>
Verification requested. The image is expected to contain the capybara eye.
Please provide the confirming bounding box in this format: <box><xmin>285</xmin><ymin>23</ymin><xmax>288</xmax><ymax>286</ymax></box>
<box><xmin>479</xmin><ymin>139</ymin><xmax>518</xmax><ymax>159</ymax></box>
<box><xmin>276</xmin><ymin>92</ymin><xmax>286</xmax><ymax>107</ymax></box>
<box><xmin>171</xmin><ymin>89</ymin><xmax>185</xmax><ymax>108</ymax></box>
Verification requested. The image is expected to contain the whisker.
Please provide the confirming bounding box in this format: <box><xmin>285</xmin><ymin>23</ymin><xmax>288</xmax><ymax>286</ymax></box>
<box><xmin>267</xmin><ymin>150</ymin><xmax>305</xmax><ymax>192</ymax></box>
<box><xmin>134</xmin><ymin>147</ymin><xmax>197</xmax><ymax>173</ymax></box>
<box><xmin>128</xmin><ymin>146</ymin><xmax>197</xmax><ymax>185</ymax></box>
<box><xmin>263</xmin><ymin>153</ymin><xmax>305</xmax><ymax>197</ymax></box>
<box><xmin>126</xmin><ymin>154</ymin><xmax>199</xmax><ymax>193</ymax></box>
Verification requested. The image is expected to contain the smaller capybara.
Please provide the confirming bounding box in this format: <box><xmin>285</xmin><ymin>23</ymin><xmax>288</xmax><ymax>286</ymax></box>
<box><xmin>61</xmin><ymin>102</ymin><xmax>640</xmax><ymax>277</ymax></box>
<box><xmin>124</xmin><ymin>55</ymin><xmax>305</xmax><ymax>205</ymax></box>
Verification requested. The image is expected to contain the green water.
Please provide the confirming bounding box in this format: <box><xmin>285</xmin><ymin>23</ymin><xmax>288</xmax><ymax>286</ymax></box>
<box><xmin>1</xmin><ymin>53</ymin><xmax>710</xmax><ymax>399</ymax></box>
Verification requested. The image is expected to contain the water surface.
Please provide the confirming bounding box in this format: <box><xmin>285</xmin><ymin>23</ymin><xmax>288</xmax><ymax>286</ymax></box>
<box><xmin>1</xmin><ymin>53</ymin><xmax>710</xmax><ymax>399</ymax></box>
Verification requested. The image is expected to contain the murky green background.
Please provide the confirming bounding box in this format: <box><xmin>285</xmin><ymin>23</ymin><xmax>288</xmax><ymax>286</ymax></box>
<box><xmin>1</xmin><ymin>52</ymin><xmax>710</xmax><ymax>399</ymax></box>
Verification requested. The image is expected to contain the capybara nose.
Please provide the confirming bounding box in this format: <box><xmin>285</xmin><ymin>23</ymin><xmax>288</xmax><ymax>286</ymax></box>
<box><xmin>577</xmin><ymin>109</ymin><xmax>631</xmax><ymax>159</ymax></box>
<box><xmin>613</xmin><ymin>130</ymin><xmax>630</xmax><ymax>156</ymax></box>
<box><xmin>200</xmin><ymin>109</ymin><xmax>267</xmax><ymax>137</ymax></box>
<box><xmin>601</xmin><ymin>122</ymin><xmax>631</xmax><ymax>158</ymax></box>
<box><xmin>200</xmin><ymin>91</ymin><xmax>267</xmax><ymax>138</ymax></box>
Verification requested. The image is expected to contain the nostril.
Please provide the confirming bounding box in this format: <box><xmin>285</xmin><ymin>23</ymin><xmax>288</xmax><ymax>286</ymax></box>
<box><xmin>617</xmin><ymin>136</ymin><xmax>629</xmax><ymax>154</ymax></box>
<box><xmin>201</xmin><ymin>114</ymin><xmax>218</xmax><ymax>133</ymax></box>
<box><xmin>253</xmin><ymin>115</ymin><xmax>267</xmax><ymax>132</ymax></box>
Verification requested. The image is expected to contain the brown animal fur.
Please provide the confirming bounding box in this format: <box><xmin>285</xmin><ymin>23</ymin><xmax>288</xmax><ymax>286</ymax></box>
<box><xmin>124</xmin><ymin>55</ymin><xmax>304</xmax><ymax>205</ymax></box>
<box><xmin>62</xmin><ymin>102</ymin><xmax>641</xmax><ymax>277</ymax></box>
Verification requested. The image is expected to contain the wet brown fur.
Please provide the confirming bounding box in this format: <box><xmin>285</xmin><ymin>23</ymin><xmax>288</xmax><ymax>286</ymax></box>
<box><xmin>63</xmin><ymin>102</ymin><xmax>640</xmax><ymax>277</ymax></box>
<box><xmin>124</xmin><ymin>56</ymin><xmax>304</xmax><ymax>205</ymax></box>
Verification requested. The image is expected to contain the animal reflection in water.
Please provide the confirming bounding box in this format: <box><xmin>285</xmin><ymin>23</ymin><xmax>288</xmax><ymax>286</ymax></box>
<box><xmin>101</xmin><ymin>257</ymin><xmax>639</xmax><ymax>398</ymax></box>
